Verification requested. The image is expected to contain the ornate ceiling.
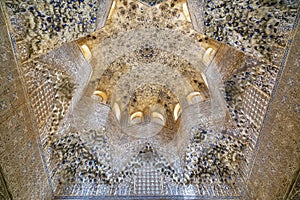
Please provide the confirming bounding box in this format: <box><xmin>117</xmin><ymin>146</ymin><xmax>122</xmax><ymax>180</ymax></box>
<box><xmin>0</xmin><ymin>0</ymin><xmax>299</xmax><ymax>199</ymax></box>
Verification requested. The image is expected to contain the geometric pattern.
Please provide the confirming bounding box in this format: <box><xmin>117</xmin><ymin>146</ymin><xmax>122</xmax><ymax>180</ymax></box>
<box><xmin>243</xmin><ymin>85</ymin><xmax>269</xmax><ymax>128</ymax></box>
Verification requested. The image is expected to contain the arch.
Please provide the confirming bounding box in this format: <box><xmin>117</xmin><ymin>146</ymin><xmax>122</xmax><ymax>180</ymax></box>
<box><xmin>187</xmin><ymin>92</ymin><xmax>203</xmax><ymax>104</ymax></box>
<box><xmin>200</xmin><ymin>72</ymin><xmax>209</xmax><ymax>89</ymax></box>
<box><xmin>79</xmin><ymin>44</ymin><xmax>92</xmax><ymax>61</ymax></box>
<box><xmin>108</xmin><ymin>0</ymin><xmax>116</xmax><ymax>20</ymax></box>
<box><xmin>130</xmin><ymin>111</ymin><xmax>143</xmax><ymax>125</ymax></box>
<box><xmin>113</xmin><ymin>103</ymin><xmax>121</xmax><ymax>121</ymax></box>
<box><xmin>151</xmin><ymin>112</ymin><xmax>165</xmax><ymax>126</ymax></box>
<box><xmin>203</xmin><ymin>47</ymin><xmax>215</xmax><ymax>65</ymax></box>
<box><xmin>174</xmin><ymin>103</ymin><xmax>181</xmax><ymax>121</ymax></box>
<box><xmin>149</xmin><ymin>103</ymin><xmax>166</xmax><ymax>116</ymax></box>
<box><xmin>92</xmin><ymin>90</ymin><xmax>108</xmax><ymax>103</ymax></box>
<box><xmin>182</xmin><ymin>2</ymin><xmax>191</xmax><ymax>22</ymax></box>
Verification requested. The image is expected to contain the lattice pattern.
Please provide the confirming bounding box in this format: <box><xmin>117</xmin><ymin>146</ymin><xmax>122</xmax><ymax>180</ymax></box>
<box><xmin>135</xmin><ymin>167</ymin><xmax>162</xmax><ymax>195</ymax></box>
<box><xmin>21</xmin><ymin>61</ymin><xmax>57</xmax><ymax>128</ymax></box>
<box><xmin>243</xmin><ymin>85</ymin><xmax>269</xmax><ymax>128</ymax></box>
<box><xmin>29</xmin><ymin>81</ymin><xmax>56</xmax><ymax>128</ymax></box>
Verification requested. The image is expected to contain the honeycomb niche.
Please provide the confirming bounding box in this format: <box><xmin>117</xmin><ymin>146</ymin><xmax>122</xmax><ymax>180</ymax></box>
<box><xmin>0</xmin><ymin>0</ymin><xmax>299</xmax><ymax>200</ymax></box>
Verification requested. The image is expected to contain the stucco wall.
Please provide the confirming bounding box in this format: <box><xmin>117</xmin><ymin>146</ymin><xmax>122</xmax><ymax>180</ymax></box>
<box><xmin>0</xmin><ymin>5</ymin><xmax>52</xmax><ymax>199</ymax></box>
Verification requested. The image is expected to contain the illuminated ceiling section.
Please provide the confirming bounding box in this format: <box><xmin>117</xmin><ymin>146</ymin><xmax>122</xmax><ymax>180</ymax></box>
<box><xmin>71</xmin><ymin>0</ymin><xmax>244</xmax><ymax>197</ymax></box>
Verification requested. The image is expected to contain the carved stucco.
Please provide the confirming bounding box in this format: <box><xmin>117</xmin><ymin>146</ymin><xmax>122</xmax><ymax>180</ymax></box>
<box><xmin>0</xmin><ymin>4</ymin><xmax>52</xmax><ymax>199</ymax></box>
<box><xmin>0</xmin><ymin>0</ymin><xmax>299</xmax><ymax>199</ymax></box>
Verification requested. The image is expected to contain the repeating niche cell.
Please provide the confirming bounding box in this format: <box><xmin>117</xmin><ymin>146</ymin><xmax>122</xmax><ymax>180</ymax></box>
<box><xmin>5</xmin><ymin>0</ymin><xmax>99</xmax><ymax>56</ymax></box>
<box><xmin>183</xmin><ymin>126</ymin><xmax>248</xmax><ymax>193</ymax></box>
<box><xmin>204</xmin><ymin>0</ymin><xmax>298</xmax><ymax>62</ymax></box>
